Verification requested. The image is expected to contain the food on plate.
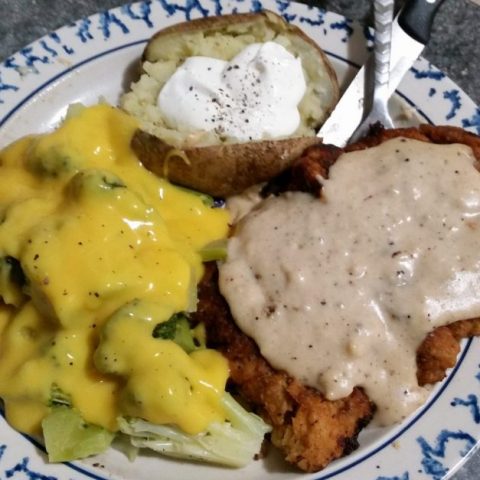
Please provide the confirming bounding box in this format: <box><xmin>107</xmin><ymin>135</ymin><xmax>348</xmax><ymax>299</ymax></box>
<box><xmin>121</xmin><ymin>11</ymin><xmax>339</xmax><ymax>197</ymax></box>
<box><xmin>192</xmin><ymin>125</ymin><xmax>480</xmax><ymax>472</ymax></box>
<box><xmin>194</xmin><ymin>265</ymin><xmax>374</xmax><ymax>472</ymax></box>
<box><xmin>131</xmin><ymin>132</ymin><xmax>319</xmax><ymax>199</ymax></box>
<box><xmin>0</xmin><ymin>104</ymin><xmax>270</xmax><ymax>466</ymax></box>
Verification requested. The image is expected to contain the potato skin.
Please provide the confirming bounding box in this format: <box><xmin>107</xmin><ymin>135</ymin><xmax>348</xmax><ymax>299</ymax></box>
<box><xmin>132</xmin><ymin>130</ymin><xmax>322</xmax><ymax>197</ymax></box>
<box><xmin>127</xmin><ymin>10</ymin><xmax>339</xmax><ymax>197</ymax></box>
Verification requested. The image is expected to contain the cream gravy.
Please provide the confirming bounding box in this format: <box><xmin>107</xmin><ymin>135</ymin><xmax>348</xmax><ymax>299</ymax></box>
<box><xmin>219</xmin><ymin>137</ymin><xmax>480</xmax><ymax>425</ymax></box>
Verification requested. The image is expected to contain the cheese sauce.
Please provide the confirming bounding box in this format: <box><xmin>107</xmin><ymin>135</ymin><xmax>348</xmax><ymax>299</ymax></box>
<box><xmin>220</xmin><ymin>137</ymin><xmax>480</xmax><ymax>425</ymax></box>
<box><xmin>0</xmin><ymin>105</ymin><xmax>230</xmax><ymax>435</ymax></box>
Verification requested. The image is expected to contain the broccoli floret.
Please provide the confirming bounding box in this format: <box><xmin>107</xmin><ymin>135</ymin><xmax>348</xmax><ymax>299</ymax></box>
<box><xmin>152</xmin><ymin>312</ymin><xmax>197</xmax><ymax>353</ymax></box>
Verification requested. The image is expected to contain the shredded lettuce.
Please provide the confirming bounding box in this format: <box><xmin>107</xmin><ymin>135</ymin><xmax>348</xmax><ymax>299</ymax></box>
<box><xmin>64</xmin><ymin>102</ymin><xmax>87</xmax><ymax>120</ymax></box>
<box><xmin>41</xmin><ymin>388</ymin><xmax>270</xmax><ymax>467</ymax></box>
<box><xmin>42</xmin><ymin>406</ymin><xmax>115</xmax><ymax>462</ymax></box>
<box><xmin>48</xmin><ymin>383</ymin><xmax>72</xmax><ymax>408</ymax></box>
<box><xmin>43</xmin><ymin>319</ymin><xmax>268</xmax><ymax>467</ymax></box>
<box><xmin>199</xmin><ymin>239</ymin><xmax>227</xmax><ymax>262</ymax></box>
<box><xmin>118</xmin><ymin>393</ymin><xmax>271</xmax><ymax>467</ymax></box>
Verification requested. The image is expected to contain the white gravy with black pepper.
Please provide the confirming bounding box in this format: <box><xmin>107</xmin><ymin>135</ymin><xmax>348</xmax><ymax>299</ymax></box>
<box><xmin>219</xmin><ymin>137</ymin><xmax>480</xmax><ymax>425</ymax></box>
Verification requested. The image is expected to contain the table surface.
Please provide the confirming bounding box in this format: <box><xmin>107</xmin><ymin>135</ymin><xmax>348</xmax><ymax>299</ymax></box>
<box><xmin>1</xmin><ymin>0</ymin><xmax>479</xmax><ymax>479</ymax></box>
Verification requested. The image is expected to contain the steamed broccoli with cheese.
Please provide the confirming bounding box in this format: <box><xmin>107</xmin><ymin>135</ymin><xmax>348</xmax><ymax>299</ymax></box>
<box><xmin>0</xmin><ymin>104</ymin><xmax>269</xmax><ymax>467</ymax></box>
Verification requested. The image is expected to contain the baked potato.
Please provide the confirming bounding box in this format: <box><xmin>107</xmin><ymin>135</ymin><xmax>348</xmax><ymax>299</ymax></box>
<box><xmin>121</xmin><ymin>11</ymin><xmax>339</xmax><ymax>197</ymax></box>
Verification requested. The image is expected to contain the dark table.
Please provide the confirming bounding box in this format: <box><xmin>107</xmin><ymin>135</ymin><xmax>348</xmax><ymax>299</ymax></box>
<box><xmin>1</xmin><ymin>0</ymin><xmax>479</xmax><ymax>479</ymax></box>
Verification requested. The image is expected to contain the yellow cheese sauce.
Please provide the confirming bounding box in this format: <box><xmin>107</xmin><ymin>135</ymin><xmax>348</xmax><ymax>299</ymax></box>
<box><xmin>0</xmin><ymin>104</ymin><xmax>230</xmax><ymax>435</ymax></box>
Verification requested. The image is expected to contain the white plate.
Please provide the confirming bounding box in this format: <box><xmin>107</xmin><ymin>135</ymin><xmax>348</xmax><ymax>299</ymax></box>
<box><xmin>1</xmin><ymin>1</ymin><xmax>480</xmax><ymax>479</ymax></box>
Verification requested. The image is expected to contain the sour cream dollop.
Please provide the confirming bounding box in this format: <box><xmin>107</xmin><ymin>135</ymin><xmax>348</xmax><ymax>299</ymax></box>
<box><xmin>158</xmin><ymin>42</ymin><xmax>307</xmax><ymax>142</ymax></box>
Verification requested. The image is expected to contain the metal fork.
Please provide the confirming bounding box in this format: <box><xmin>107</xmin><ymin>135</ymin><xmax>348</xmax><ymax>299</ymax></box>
<box><xmin>349</xmin><ymin>0</ymin><xmax>395</xmax><ymax>143</ymax></box>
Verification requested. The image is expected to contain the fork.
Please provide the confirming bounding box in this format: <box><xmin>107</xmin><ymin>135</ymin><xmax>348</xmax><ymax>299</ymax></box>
<box><xmin>349</xmin><ymin>0</ymin><xmax>395</xmax><ymax>143</ymax></box>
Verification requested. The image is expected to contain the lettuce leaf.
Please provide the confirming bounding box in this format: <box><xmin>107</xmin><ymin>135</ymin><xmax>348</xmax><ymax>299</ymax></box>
<box><xmin>118</xmin><ymin>393</ymin><xmax>271</xmax><ymax>467</ymax></box>
<box><xmin>42</xmin><ymin>406</ymin><xmax>114</xmax><ymax>462</ymax></box>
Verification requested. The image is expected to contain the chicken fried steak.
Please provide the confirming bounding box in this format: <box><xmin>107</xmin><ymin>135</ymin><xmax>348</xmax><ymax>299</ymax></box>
<box><xmin>193</xmin><ymin>125</ymin><xmax>480</xmax><ymax>473</ymax></box>
<box><xmin>194</xmin><ymin>264</ymin><xmax>375</xmax><ymax>473</ymax></box>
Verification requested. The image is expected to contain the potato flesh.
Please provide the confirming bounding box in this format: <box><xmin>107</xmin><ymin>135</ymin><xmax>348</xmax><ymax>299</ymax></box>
<box><xmin>121</xmin><ymin>14</ymin><xmax>338</xmax><ymax>148</ymax></box>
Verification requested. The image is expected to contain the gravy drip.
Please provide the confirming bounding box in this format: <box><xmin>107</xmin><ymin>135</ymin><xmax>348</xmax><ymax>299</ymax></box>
<box><xmin>219</xmin><ymin>138</ymin><xmax>480</xmax><ymax>425</ymax></box>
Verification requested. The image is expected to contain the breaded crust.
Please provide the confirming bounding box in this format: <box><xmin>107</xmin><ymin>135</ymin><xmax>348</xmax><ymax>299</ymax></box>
<box><xmin>195</xmin><ymin>124</ymin><xmax>480</xmax><ymax>472</ymax></box>
<box><xmin>417</xmin><ymin>318</ymin><xmax>480</xmax><ymax>385</ymax></box>
<box><xmin>194</xmin><ymin>264</ymin><xmax>375</xmax><ymax>473</ymax></box>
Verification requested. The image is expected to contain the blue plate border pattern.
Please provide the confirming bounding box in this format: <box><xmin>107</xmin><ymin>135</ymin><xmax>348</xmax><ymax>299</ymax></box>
<box><xmin>0</xmin><ymin>1</ymin><xmax>479</xmax><ymax>480</ymax></box>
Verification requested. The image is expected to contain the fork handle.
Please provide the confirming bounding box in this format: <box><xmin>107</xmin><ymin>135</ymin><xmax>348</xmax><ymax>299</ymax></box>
<box><xmin>373</xmin><ymin>0</ymin><xmax>395</xmax><ymax>98</ymax></box>
<box><xmin>398</xmin><ymin>0</ymin><xmax>445</xmax><ymax>45</ymax></box>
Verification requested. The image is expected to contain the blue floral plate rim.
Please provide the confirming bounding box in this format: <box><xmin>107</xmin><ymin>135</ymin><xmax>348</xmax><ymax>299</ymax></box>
<box><xmin>0</xmin><ymin>1</ymin><xmax>479</xmax><ymax>480</ymax></box>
